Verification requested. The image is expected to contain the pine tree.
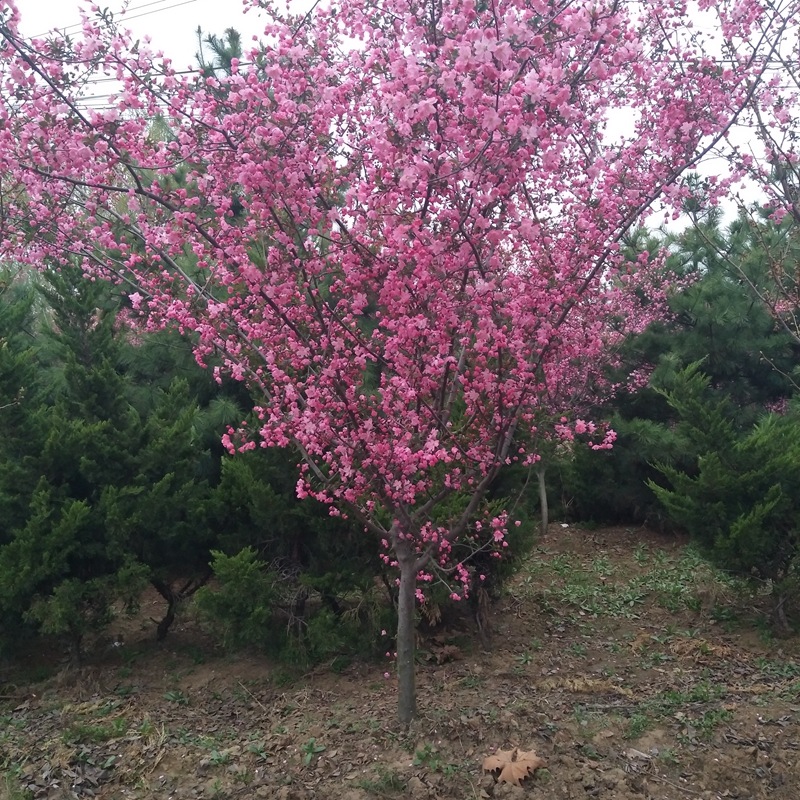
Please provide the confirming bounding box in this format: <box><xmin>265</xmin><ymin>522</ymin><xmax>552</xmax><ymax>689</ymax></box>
<box><xmin>0</xmin><ymin>266</ymin><xmax>152</xmax><ymax>659</ymax></box>
<box><xmin>195</xmin><ymin>27</ymin><xmax>243</xmax><ymax>79</ymax></box>
<box><xmin>649</xmin><ymin>365</ymin><xmax>800</xmax><ymax>629</ymax></box>
<box><xmin>0</xmin><ymin>262</ymin><xmax>379</xmax><ymax>656</ymax></box>
<box><xmin>0</xmin><ymin>268</ymin><xmax>41</xmax><ymax>537</ymax></box>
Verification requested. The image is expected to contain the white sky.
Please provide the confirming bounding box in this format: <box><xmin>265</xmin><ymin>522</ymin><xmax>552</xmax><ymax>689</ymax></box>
<box><xmin>14</xmin><ymin>0</ymin><xmax>270</xmax><ymax>69</ymax></box>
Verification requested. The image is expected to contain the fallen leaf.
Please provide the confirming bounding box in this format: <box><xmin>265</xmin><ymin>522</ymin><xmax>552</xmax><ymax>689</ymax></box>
<box><xmin>482</xmin><ymin>746</ymin><xmax>546</xmax><ymax>785</ymax></box>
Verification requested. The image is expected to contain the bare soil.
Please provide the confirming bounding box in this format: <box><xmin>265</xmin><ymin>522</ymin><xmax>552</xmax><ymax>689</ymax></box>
<box><xmin>2</xmin><ymin>525</ymin><xmax>799</xmax><ymax>799</ymax></box>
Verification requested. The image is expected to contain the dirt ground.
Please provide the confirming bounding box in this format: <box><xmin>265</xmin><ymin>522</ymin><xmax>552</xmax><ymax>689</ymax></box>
<box><xmin>2</xmin><ymin>525</ymin><xmax>799</xmax><ymax>800</ymax></box>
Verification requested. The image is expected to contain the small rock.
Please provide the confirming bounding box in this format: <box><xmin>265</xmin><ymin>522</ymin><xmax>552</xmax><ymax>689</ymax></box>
<box><xmin>625</xmin><ymin>748</ymin><xmax>652</xmax><ymax>761</ymax></box>
<box><xmin>594</xmin><ymin>729</ymin><xmax>615</xmax><ymax>741</ymax></box>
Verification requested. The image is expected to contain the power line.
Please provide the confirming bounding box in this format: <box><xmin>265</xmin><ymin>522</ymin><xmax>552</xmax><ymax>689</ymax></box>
<box><xmin>118</xmin><ymin>0</ymin><xmax>198</xmax><ymax>25</ymax></box>
<box><xmin>12</xmin><ymin>1</ymin><xmax>799</xmax><ymax>100</ymax></box>
<box><xmin>17</xmin><ymin>51</ymin><xmax>800</xmax><ymax>100</ymax></box>
<box><xmin>28</xmin><ymin>0</ymin><xmax>198</xmax><ymax>39</ymax></box>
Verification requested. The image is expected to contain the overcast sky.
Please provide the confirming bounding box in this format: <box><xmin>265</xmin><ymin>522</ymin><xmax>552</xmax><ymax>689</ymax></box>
<box><xmin>14</xmin><ymin>0</ymin><xmax>269</xmax><ymax>69</ymax></box>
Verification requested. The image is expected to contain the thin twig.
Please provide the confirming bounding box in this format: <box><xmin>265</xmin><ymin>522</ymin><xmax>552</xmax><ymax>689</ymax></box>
<box><xmin>760</xmin><ymin>350</ymin><xmax>800</xmax><ymax>393</ymax></box>
<box><xmin>648</xmin><ymin>774</ymin><xmax>703</xmax><ymax>796</ymax></box>
<box><xmin>237</xmin><ymin>681</ymin><xmax>269</xmax><ymax>714</ymax></box>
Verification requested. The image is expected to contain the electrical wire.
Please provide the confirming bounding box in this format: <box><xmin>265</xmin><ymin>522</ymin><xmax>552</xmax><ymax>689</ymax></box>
<box><xmin>12</xmin><ymin>0</ymin><xmax>799</xmax><ymax>105</ymax></box>
<box><xmin>27</xmin><ymin>0</ymin><xmax>199</xmax><ymax>38</ymax></box>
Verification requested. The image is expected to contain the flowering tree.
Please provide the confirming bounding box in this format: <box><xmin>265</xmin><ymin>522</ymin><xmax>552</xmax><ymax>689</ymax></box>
<box><xmin>0</xmin><ymin>0</ymin><xmax>796</xmax><ymax>723</ymax></box>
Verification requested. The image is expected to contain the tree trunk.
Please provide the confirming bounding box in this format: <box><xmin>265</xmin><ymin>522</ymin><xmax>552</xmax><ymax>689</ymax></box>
<box><xmin>773</xmin><ymin>589</ymin><xmax>790</xmax><ymax>634</ymax></box>
<box><xmin>68</xmin><ymin>628</ymin><xmax>83</xmax><ymax>668</ymax></box>
<box><xmin>156</xmin><ymin>595</ymin><xmax>177</xmax><ymax>642</ymax></box>
<box><xmin>537</xmin><ymin>465</ymin><xmax>549</xmax><ymax>537</ymax></box>
<box><xmin>395</xmin><ymin>541</ymin><xmax>418</xmax><ymax>727</ymax></box>
<box><xmin>474</xmin><ymin>584</ymin><xmax>492</xmax><ymax>650</ymax></box>
<box><xmin>152</xmin><ymin>574</ymin><xmax>211</xmax><ymax>641</ymax></box>
<box><xmin>152</xmin><ymin>579</ymin><xmax>178</xmax><ymax>642</ymax></box>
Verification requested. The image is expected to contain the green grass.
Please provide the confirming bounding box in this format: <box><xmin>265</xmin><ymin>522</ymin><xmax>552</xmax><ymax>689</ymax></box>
<box><xmin>755</xmin><ymin>657</ymin><xmax>800</xmax><ymax>679</ymax></box>
<box><xmin>411</xmin><ymin>743</ymin><xmax>462</xmax><ymax>777</ymax></box>
<box><xmin>624</xmin><ymin>711</ymin><xmax>653</xmax><ymax>740</ymax></box>
<box><xmin>619</xmin><ymin>679</ymin><xmax>731</xmax><ymax>743</ymax></box>
<box><xmin>658</xmin><ymin>748</ymin><xmax>679</xmax><ymax>766</ymax></box>
<box><xmin>208</xmin><ymin>749</ymin><xmax>232</xmax><ymax>766</ymax></box>
<box><xmin>62</xmin><ymin>717</ymin><xmax>128</xmax><ymax>744</ymax></box>
<box><xmin>163</xmin><ymin>689</ymin><xmax>189</xmax><ymax>705</ymax></box>
<box><xmin>520</xmin><ymin>543</ymin><xmax>750</xmax><ymax>620</ymax></box>
<box><xmin>412</xmin><ymin>743</ymin><xmax>441</xmax><ymax>770</ymax></box>
<box><xmin>695</xmin><ymin>709</ymin><xmax>734</xmax><ymax>740</ymax></box>
<box><xmin>0</xmin><ymin>771</ymin><xmax>33</xmax><ymax>800</ymax></box>
<box><xmin>357</xmin><ymin>765</ymin><xmax>406</xmax><ymax>794</ymax></box>
<box><xmin>300</xmin><ymin>737</ymin><xmax>326</xmax><ymax>765</ymax></box>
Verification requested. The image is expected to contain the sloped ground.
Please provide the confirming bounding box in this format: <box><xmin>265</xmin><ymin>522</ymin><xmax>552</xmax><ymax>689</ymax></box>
<box><xmin>2</xmin><ymin>525</ymin><xmax>799</xmax><ymax>800</ymax></box>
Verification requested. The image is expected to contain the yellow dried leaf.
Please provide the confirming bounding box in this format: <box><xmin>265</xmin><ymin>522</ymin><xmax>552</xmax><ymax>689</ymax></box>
<box><xmin>482</xmin><ymin>746</ymin><xmax>546</xmax><ymax>785</ymax></box>
<box><xmin>514</xmin><ymin>749</ymin><xmax>546</xmax><ymax>768</ymax></box>
<box><xmin>539</xmin><ymin>676</ymin><xmax>635</xmax><ymax>699</ymax></box>
<box><xmin>483</xmin><ymin>748</ymin><xmax>516</xmax><ymax>771</ymax></box>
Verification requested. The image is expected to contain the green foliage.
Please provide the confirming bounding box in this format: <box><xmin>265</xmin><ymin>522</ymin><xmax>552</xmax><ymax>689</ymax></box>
<box><xmin>195</xmin><ymin>26</ymin><xmax>243</xmax><ymax>80</ymax></box>
<box><xmin>0</xmin><ymin>266</ymin><xmax>156</xmax><ymax>654</ymax></box>
<box><xmin>555</xmin><ymin>415</ymin><xmax>683</xmax><ymax>526</ymax></box>
<box><xmin>0</xmin><ymin>262</ymin><xmax>383</xmax><ymax>659</ymax></box>
<box><xmin>454</xmin><ymin>474</ymin><xmax>537</xmax><ymax>596</ymax></box>
<box><xmin>195</xmin><ymin>545</ymin><xmax>393</xmax><ymax>665</ymax></box>
<box><xmin>0</xmin><ymin>270</ymin><xmax>44</xmax><ymax>540</ymax></box>
<box><xmin>194</xmin><ymin>548</ymin><xmax>281</xmax><ymax>651</ymax></box>
<box><xmin>650</xmin><ymin>208</ymin><xmax>797</xmax><ymax>407</ymax></box>
<box><xmin>0</xmin><ymin>264</ymin><xmax>241</xmax><ymax>656</ymax></box>
<box><xmin>555</xmin><ymin>211</ymin><xmax>800</xmax><ymax>525</ymax></box>
<box><xmin>300</xmin><ymin>737</ymin><xmax>326</xmax><ymax>765</ymax></box>
<box><xmin>650</xmin><ymin>366</ymin><xmax>800</xmax><ymax>617</ymax></box>
<box><xmin>208</xmin><ymin>446</ymin><xmax>381</xmax><ymax>609</ymax></box>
